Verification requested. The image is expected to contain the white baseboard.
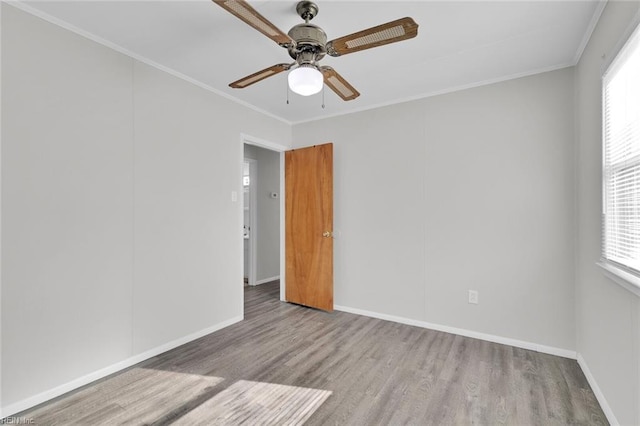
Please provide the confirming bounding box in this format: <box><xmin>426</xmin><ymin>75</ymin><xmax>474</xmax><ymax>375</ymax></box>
<box><xmin>334</xmin><ymin>305</ymin><xmax>576</xmax><ymax>359</ymax></box>
<box><xmin>1</xmin><ymin>315</ymin><xmax>243</xmax><ymax>418</ymax></box>
<box><xmin>577</xmin><ymin>353</ymin><xmax>619</xmax><ymax>426</ymax></box>
<box><xmin>255</xmin><ymin>276</ymin><xmax>280</xmax><ymax>285</ymax></box>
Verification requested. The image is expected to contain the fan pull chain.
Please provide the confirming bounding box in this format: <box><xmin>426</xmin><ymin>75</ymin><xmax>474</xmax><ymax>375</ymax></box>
<box><xmin>321</xmin><ymin>85</ymin><xmax>325</xmax><ymax>109</ymax></box>
<box><xmin>286</xmin><ymin>80</ymin><xmax>290</xmax><ymax>105</ymax></box>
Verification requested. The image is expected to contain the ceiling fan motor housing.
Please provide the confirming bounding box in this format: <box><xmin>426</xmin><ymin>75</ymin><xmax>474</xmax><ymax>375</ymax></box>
<box><xmin>296</xmin><ymin>1</ymin><xmax>319</xmax><ymax>22</ymax></box>
<box><xmin>288</xmin><ymin>23</ymin><xmax>327</xmax><ymax>63</ymax></box>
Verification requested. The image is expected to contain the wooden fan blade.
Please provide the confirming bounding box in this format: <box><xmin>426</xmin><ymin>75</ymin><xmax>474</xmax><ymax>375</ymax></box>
<box><xmin>326</xmin><ymin>17</ymin><xmax>418</xmax><ymax>57</ymax></box>
<box><xmin>213</xmin><ymin>0</ymin><xmax>293</xmax><ymax>46</ymax></box>
<box><xmin>230</xmin><ymin>64</ymin><xmax>291</xmax><ymax>88</ymax></box>
<box><xmin>320</xmin><ymin>67</ymin><xmax>360</xmax><ymax>101</ymax></box>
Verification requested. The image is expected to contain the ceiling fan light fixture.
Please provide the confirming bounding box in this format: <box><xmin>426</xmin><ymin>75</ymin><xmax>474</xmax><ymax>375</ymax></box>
<box><xmin>214</xmin><ymin>0</ymin><xmax>418</xmax><ymax>102</ymax></box>
<box><xmin>288</xmin><ymin>64</ymin><xmax>323</xmax><ymax>96</ymax></box>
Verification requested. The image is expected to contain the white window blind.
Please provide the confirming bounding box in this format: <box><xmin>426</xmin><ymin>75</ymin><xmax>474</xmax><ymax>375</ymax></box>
<box><xmin>602</xmin><ymin>23</ymin><xmax>640</xmax><ymax>277</ymax></box>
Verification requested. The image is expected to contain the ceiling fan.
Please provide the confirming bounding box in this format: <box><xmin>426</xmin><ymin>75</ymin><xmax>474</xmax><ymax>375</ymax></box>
<box><xmin>213</xmin><ymin>0</ymin><xmax>419</xmax><ymax>101</ymax></box>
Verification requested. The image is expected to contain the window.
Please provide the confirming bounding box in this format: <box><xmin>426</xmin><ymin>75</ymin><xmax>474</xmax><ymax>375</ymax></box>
<box><xmin>602</xmin><ymin>22</ymin><xmax>640</xmax><ymax>284</ymax></box>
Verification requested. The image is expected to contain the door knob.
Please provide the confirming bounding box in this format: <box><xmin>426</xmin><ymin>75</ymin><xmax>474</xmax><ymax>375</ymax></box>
<box><xmin>322</xmin><ymin>231</ymin><xmax>332</xmax><ymax>238</ymax></box>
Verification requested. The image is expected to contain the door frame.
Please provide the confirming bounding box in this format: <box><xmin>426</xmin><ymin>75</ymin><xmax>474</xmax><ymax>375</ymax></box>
<box><xmin>241</xmin><ymin>133</ymin><xmax>288</xmax><ymax>302</ymax></box>
<box><xmin>243</xmin><ymin>158</ymin><xmax>258</xmax><ymax>287</ymax></box>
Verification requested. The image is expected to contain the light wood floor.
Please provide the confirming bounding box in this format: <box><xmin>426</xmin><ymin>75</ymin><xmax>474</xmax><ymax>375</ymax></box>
<box><xmin>18</xmin><ymin>281</ymin><xmax>607</xmax><ymax>425</ymax></box>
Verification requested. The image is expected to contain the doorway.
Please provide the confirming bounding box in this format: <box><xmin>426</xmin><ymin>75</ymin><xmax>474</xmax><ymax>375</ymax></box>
<box><xmin>243</xmin><ymin>142</ymin><xmax>282</xmax><ymax>293</ymax></box>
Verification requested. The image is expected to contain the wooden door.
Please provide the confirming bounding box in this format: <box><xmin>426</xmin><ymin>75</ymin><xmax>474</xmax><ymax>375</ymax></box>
<box><xmin>285</xmin><ymin>143</ymin><xmax>333</xmax><ymax>311</ymax></box>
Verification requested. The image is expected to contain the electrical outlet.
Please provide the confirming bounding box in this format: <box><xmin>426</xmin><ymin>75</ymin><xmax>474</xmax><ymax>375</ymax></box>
<box><xmin>468</xmin><ymin>290</ymin><xmax>479</xmax><ymax>304</ymax></box>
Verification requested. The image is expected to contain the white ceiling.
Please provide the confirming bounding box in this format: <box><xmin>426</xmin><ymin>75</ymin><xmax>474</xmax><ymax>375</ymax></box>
<box><xmin>17</xmin><ymin>0</ymin><xmax>604</xmax><ymax>124</ymax></box>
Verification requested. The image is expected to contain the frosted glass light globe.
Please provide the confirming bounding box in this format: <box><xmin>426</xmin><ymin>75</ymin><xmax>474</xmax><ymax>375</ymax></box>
<box><xmin>288</xmin><ymin>65</ymin><xmax>323</xmax><ymax>96</ymax></box>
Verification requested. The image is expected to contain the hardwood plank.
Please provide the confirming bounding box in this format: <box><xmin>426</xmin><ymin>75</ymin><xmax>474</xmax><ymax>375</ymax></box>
<box><xmin>15</xmin><ymin>282</ymin><xmax>608</xmax><ymax>425</ymax></box>
<box><xmin>173</xmin><ymin>380</ymin><xmax>331</xmax><ymax>426</ymax></box>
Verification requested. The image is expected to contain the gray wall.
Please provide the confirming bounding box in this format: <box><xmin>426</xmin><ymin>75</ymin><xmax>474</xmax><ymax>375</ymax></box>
<box><xmin>575</xmin><ymin>1</ymin><xmax>640</xmax><ymax>425</ymax></box>
<box><xmin>1</xmin><ymin>4</ymin><xmax>290</xmax><ymax>411</ymax></box>
<box><xmin>244</xmin><ymin>145</ymin><xmax>281</xmax><ymax>283</ymax></box>
<box><xmin>293</xmin><ymin>68</ymin><xmax>577</xmax><ymax>352</ymax></box>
